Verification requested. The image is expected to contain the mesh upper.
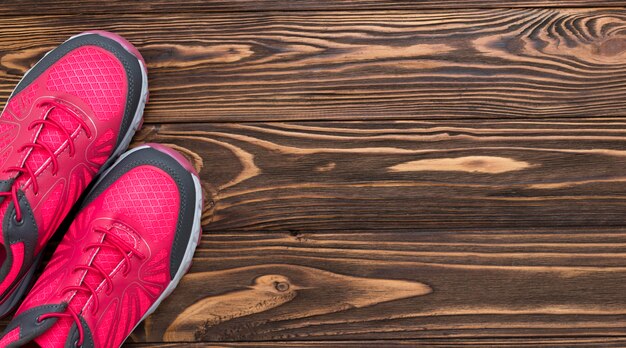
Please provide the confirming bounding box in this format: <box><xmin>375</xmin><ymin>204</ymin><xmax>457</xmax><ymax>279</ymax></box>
<box><xmin>30</xmin><ymin>165</ymin><xmax>179</xmax><ymax>347</ymax></box>
<box><xmin>46</xmin><ymin>46</ymin><xmax>126</xmax><ymax>122</ymax></box>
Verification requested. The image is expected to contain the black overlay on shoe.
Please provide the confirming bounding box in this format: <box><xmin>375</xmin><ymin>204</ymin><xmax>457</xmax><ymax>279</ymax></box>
<box><xmin>0</xmin><ymin>179</ymin><xmax>15</xmax><ymax>204</ymax></box>
<box><xmin>0</xmin><ymin>190</ymin><xmax>39</xmax><ymax>297</ymax></box>
<box><xmin>1</xmin><ymin>303</ymin><xmax>67</xmax><ymax>347</ymax></box>
<box><xmin>66</xmin><ymin>315</ymin><xmax>94</xmax><ymax>348</ymax></box>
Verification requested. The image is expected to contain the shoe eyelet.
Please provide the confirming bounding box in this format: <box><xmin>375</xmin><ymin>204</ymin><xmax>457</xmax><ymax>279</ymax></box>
<box><xmin>14</xmin><ymin>215</ymin><xmax>24</xmax><ymax>226</ymax></box>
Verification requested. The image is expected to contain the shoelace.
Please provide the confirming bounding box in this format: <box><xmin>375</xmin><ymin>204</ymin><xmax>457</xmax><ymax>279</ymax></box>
<box><xmin>38</xmin><ymin>307</ymin><xmax>84</xmax><ymax>347</ymax></box>
<box><xmin>0</xmin><ymin>100</ymin><xmax>91</xmax><ymax>222</ymax></box>
<box><xmin>38</xmin><ymin>227</ymin><xmax>145</xmax><ymax>347</ymax></box>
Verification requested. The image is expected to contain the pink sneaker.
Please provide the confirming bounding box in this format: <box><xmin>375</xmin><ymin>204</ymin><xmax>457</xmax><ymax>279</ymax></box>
<box><xmin>0</xmin><ymin>31</ymin><xmax>148</xmax><ymax>317</ymax></box>
<box><xmin>0</xmin><ymin>144</ymin><xmax>203</xmax><ymax>347</ymax></box>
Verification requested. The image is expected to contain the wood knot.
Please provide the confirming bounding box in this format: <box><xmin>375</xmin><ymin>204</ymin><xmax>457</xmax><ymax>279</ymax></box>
<box><xmin>274</xmin><ymin>281</ymin><xmax>290</xmax><ymax>292</ymax></box>
<box><xmin>315</xmin><ymin>162</ymin><xmax>336</xmax><ymax>172</ymax></box>
<box><xmin>253</xmin><ymin>274</ymin><xmax>295</xmax><ymax>294</ymax></box>
<box><xmin>596</xmin><ymin>38</ymin><xmax>626</xmax><ymax>57</ymax></box>
<box><xmin>505</xmin><ymin>37</ymin><xmax>526</xmax><ymax>54</ymax></box>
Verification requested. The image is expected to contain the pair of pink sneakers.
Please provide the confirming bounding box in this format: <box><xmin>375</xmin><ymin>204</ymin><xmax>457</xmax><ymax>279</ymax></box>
<box><xmin>0</xmin><ymin>32</ymin><xmax>203</xmax><ymax>347</ymax></box>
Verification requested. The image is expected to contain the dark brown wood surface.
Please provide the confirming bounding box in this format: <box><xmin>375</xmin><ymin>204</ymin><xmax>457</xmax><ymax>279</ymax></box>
<box><xmin>137</xmin><ymin>120</ymin><xmax>626</xmax><ymax>232</ymax></box>
<box><xmin>2</xmin><ymin>9</ymin><xmax>626</xmax><ymax>122</ymax></box>
<box><xmin>1</xmin><ymin>1</ymin><xmax>626</xmax><ymax>347</ymax></box>
<box><xmin>125</xmin><ymin>337</ymin><xmax>626</xmax><ymax>347</ymax></box>
<box><xmin>135</xmin><ymin>230</ymin><xmax>626</xmax><ymax>342</ymax></box>
<box><xmin>1</xmin><ymin>1</ymin><xmax>626</xmax><ymax>14</ymax></box>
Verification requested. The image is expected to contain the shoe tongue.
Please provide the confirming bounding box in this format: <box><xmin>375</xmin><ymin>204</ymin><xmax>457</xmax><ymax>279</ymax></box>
<box><xmin>16</xmin><ymin>107</ymin><xmax>80</xmax><ymax>188</ymax></box>
<box><xmin>34</xmin><ymin>222</ymin><xmax>139</xmax><ymax>348</ymax></box>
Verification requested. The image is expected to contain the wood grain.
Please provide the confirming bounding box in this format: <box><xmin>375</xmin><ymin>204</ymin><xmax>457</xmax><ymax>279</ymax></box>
<box><xmin>1</xmin><ymin>9</ymin><xmax>626</xmax><ymax>122</ymax></box>
<box><xmin>126</xmin><ymin>337</ymin><xmax>626</xmax><ymax>347</ymax></box>
<box><xmin>136</xmin><ymin>120</ymin><xmax>626</xmax><ymax>232</ymax></box>
<box><xmin>0</xmin><ymin>4</ymin><xmax>624</xmax><ymax>346</ymax></box>
<box><xmin>1</xmin><ymin>1</ymin><xmax>626</xmax><ymax>15</ymax></box>
<box><xmin>162</xmin><ymin>266</ymin><xmax>431</xmax><ymax>341</ymax></box>
<box><xmin>128</xmin><ymin>230</ymin><xmax>626</xmax><ymax>342</ymax></box>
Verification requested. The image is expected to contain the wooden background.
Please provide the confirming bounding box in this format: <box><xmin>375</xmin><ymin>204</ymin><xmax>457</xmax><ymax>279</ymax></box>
<box><xmin>2</xmin><ymin>1</ymin><xmax>626</xmax><ymax>347</ymax></box>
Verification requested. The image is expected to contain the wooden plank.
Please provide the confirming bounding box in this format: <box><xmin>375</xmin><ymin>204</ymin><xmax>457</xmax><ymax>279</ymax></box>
<box><xmin>126</xmin><ymin>337</ymin><xmax>626</xmax><ymax>347</ymax></box>
<box><xmin>1</xmin><ymin>1</ymin><xmax>626</xmax><ymax>15</ymax></box>
<box><xmin>1</xmin><ymin>9</ymin><xmax>626</xmax><ymax>122</ymax></box>
<box><xmin>128</xmin><ymin>230</ymin><xmax>626</xmax><ymax>342</ymax></box>
<box><xmin>137</xmin><ymin>120</ymin><xmax>626</xmax><ymax>232</ymax></box>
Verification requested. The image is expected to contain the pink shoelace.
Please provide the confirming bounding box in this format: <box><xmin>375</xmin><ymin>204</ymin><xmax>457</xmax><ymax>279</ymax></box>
<box><xmin>0</xmin><ymin>100</ymin><xmax>91</xmax><ymax>222</ymax></box>
<box><xmin>37</xmin><ymin>227</ymin><xmax>145</xmax><ymax>347</ymax></box>
<box><xmin>38</xmin><ymin>307</ymin><xmax>84</xmax><ymax>347</ymax></box>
